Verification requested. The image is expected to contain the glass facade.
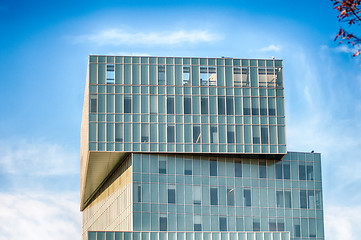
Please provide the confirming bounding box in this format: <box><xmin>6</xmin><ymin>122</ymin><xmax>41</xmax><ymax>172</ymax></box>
<box><xmin>81</xmin><ymin>56</ymin><xmax>324</xmax><ymax>240</ymax></box>
<box><xmin>87</xmin><ymin>56</ymin><xmax>286</xmax><ymax>155</ymax></box>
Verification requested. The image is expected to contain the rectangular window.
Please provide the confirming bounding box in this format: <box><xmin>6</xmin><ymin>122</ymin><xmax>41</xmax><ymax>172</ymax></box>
<box><xmin>234</xmin><ymin>67</ymin><xmax>242</xmax><ymax>86</ymax></box>
<box><xmin>115</xmin><ymin>123</ymin><xmax>123</xmax><ymax>142</ymax></box>
<box><xmin>299</xmin><ymin>164</ymin><xmax>306</xmax><ymax>180</ymax></box>
<box><xmin>236</xmin><ymin>217</ymin><xmax>243</xmax><ymax>231</ymax></box>
<box><xmin>276</xmin><ymin>191</ymin><xmax>284</xmax><ymax>207</ymax></box>
<box><xmin>208</xmin><ymin>67</ymin><xmax>217</xmax><ymax>86</ymax></box>
<box><xmin>168</xmin><ymin>187</ymin><xmax>175</xmax><ymax>204</ymax></box>
<box><xmin>106</xmin><ymin>64</ymin><xmax>115</xmax><ymax>84</ymax></box>
<box><xmin>260</xmin><ymin>97</ymin><xmax>267</xmax><ymax>116</ymax></box>
<box><xmin>210</xmin><ymin>160</ymin><xmax>217</xmax><ymax>176</ymax></box>
<box><xmin>210</xmin><ymin>188</ymin><xmax>218</xmax><ymax>205</ymax></box>
<box><xmin>316</xmin><ymin>190</ymin><xmax>322</xmax><ymax>209</ymax></box>
<box><xmin>277</xmin><ymin>221</ymin><xmax>285</xmax><ymax>231</ymax></box>
<box><xmin>201</xmin><ymin>97</ymin><xmax>208</xmax><ymax>114</ymax></box>
<box><xmin>90</xmin><ymin>95</ymin><xmax>97</xmax><ymax>113</ymax></box>
<box><xmin>227</xmin><ymin>129</ymin><xmax>235</xmax><ymax>144</ymax></box>
<box><xmin>185</xmin><ymin>160</ymin><xmax>192</xmax><ymax>175</ymax></box>
<box><xmin>259</xmin><ymin>160</ymin><xmax>267</xmax><ymax>178</ymax></box>
<box><xmin>141</xmin><ymin>124</ymin><xmax>149</xmax><ymax>142</ymax></box>
<box><xmin>261</xmin><ymin>127</ymin><xmax>269</xmax><ymax>144</ymax></box>
<box><xmin>308</xmin><ymin>190</ymin><xmax>315</xmax><ymax>209</ymax></box>
<box><xmin>159</xmin><ymin>217</ymin><xmax>167</xmax><ymax>231</ymax></box>
<box><xmin>226</xmin><ymin>97</ymin><xmax>234</xmax><ymax>115</ymax></box>
<box><xmin>159</xmin><ymin>160</ymin><xmax>166</xmax><ymax>174</ymax></box>
<box><xmin>269</xmin><ymin>220</ymin><xmax>277</xmax><ymax>231</ymax></box>
<box><xmin>307</xmin><ymin>165</ymin><xmax>314</xmax><ymax>180</ymax></box>
<box><xmin>235</xmin><ymin>160</ymin><xmax>242</xmax><ymax>177</ymax></box>
<box><xmin>294</xmin><ymin>224</ymin><xmax>301</xmax><ymax>237</ymax></box>
<box><xmin>193</xmin><ymin>185</ymin><xmax>201</xmax><ymax>205</ymax></box>
<box><xmin>244</xmin><ymin>189</ymin><xmax>251</xmax><ymax>207</ymax></box>
<box><xmin>276</xmin><ymin>163</ymin><xmax>283</xmax><ymax>179</ymax></box>
<box><xmin>184</xmin><ymin>97</ymin><xmax>191</xmax><ymax>114</ymax></box>
<box><xmin>219</xmin><ymin>217</ymin><xmax>227</xmax><ymax>231</ymax></box>
<box><xmin>283</xmin><ymin>164</ymin><xmax>290</xmax><ymax>179</ymax></box>
<box><xmin>218</xmin><ymin>96</ymin><xmax>225</xmax><ymax>115</ymax></box>
<box><xmin>158</xmin><ymin>65</ymin><xmax>165</xmax><ymax>85</ymax></box>
<box><xmin>200</xmin><ymin>66</ymin><xmax>208</xmax><ymax>86</ymax></box>
<box><xmin>253</xmin><ymin>220</ymin><xmax>260</xmax><ymax>231</ymax></box>
<box><xmin>183</xmin><ymin>66</ymin><xmax>190</xmax><ymax>85</ymax></box>
<box><xmin>193</xmin><ymin>126</ymin><xmax>201</xmax><ymax>143</ymax></box>
<box><xmin>285</xmin><ymin>191</ymin><xmax>292</xmax><ymax>208</ymax></box>
<box><xmin>167</xmin><ymin>97</ymin><xmax>174</xmax><ymax>114</ymax></box>
<box><xmin>210</xmin><ymin>126</ymin><xmax>218</xmax><ymax>143</ymax></box>
<box><xmin>150</xmin><ymin>95</ymin><xmax>158</xmax><ymax>114</ymax></box>
<box><xmin>227</xmin><ymin>188</ymin><xmax>234</xmax><ymax>206</ymax></box>
<box><xmin>194</xmin><ymin>215</ymin><xmax>202</xmax><ymax>231</ymax></box>
<box><xmin>137</xmin><ymin>185</ymin><xmax>141</xmax><ymax>202</ymax></box>
<box><xmin>252</xmin><ymin>98</ymin><xmax>259</xmax><ymax>115</ymax></box>
<box><xmin>124</xmin><ymin>97</ymin><xmax>131</xmax><ymax>113</ymax></box>
<box><xmin>268</xmin><ymin>98</ymin><xmax>276</xmax><ymax>116</ymax></box>
<box><xmin>167</xmin><ymin>126</ymin><xmax>175</xmax><ymax>143</ymax></box>
<box><xmin>300</xmin><ymin>190</ymin><xmax>307</xmax><ymax>208</ymax></box>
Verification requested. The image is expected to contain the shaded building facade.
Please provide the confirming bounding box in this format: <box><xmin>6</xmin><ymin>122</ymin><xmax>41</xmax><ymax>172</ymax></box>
<box><xmin>81</xmin><ymin>56</ymin><xmax>324</xmax><ymax>240</ymax></box>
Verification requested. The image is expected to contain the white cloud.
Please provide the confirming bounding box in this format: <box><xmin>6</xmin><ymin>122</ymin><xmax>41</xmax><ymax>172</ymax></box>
<box><xmin>325</xmin><ymin>205</ymin><xmax>361</xmax><ymax>240</ymax></box>
<box><xmin>0</xmin><ymin>192</ymin><xmax>81</xmax><ymax>240</ymax></box>
<box><xmin>72</xmin><ymin>29</ymin><xmax>220</xmax><ymax>46</ymax></box>
<box><xmin>334</xmin><ymin>45</ymin><xmax>357</xmax><ymax>53</ymax></box>
<box><xmin>258</xmin><ymin>44</ymin><xmax>282</xmax><ymax>52</ymax></box>
<box><xmin>0</xmin><ymin>139</ymin><xmax>78</xmax><ymax>176</ymax></box>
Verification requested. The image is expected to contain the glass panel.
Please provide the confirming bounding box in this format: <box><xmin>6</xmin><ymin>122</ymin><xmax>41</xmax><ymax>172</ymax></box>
<box><xmin>210</xmin><ymin>188</ymin><xmax>218</xmax><ymax>205</ymax></box>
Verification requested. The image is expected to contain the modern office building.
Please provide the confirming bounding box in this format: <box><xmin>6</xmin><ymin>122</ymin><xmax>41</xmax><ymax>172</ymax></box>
<box><xmin>80</xmin><ymin>56</ymin><xmax>324</xmax><ymax>240</ymax></box>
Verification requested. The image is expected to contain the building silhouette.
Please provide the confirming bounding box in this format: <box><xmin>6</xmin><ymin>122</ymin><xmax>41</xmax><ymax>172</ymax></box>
<box><xmin>80</xmin><ymin>56</ymin><xmax>324</xmax><ymax>240</ymax></box>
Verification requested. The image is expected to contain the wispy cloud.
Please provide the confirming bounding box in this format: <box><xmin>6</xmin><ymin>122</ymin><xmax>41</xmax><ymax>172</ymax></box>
<box><xmin>0</xmin><ymin>192</ymin><xmax>81</xmax><ymax>240</ymax></box>
<box><xmin>72</xmin><ymin>29</ymin><xmax>220</xmax><ymax>46</ymax></box>
<box><xmin>258</xmin><ymin>44</ymin><xmax>282</xmax><ymax>52</ymax></box>
<box><xmin>0</xmin><ymin>139</ymin><xmax>78</xmax><ymax>176</ymax></box>
<box><xmin>325</xmin><ymin>205</ymin><xmax>361</xmax><ymax>240</ymax></box>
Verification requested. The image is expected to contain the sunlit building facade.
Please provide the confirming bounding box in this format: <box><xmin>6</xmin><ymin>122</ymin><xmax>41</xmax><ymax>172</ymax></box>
<box><xmin>80</xmin><ymin>56</ymin><xmax>324</xmax><ymax>240</ymax></box>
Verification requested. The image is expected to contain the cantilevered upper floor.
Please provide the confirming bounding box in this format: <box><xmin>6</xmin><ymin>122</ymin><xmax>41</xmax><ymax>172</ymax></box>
<box><xmin>80</xmin><ymin>56</ymin><xmax>287</xmax><ymax>210</ymax></box>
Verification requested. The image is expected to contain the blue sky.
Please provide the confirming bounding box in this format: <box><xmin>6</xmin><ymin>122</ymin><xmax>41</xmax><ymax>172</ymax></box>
<box><xmin>1</xmin><ymin>0</ymin><xmax>361</xmax><ymax>239</ymax></box>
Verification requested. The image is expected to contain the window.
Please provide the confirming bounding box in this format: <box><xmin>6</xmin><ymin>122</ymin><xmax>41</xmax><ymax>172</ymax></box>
<box><xmin>167</xmin><ymin>126</ymin><xmax>175</xmax><ymax>143</ymax></box>
<box><xmin>235</xmin><ymin>160</ymin><xmax>242</xmax><ymax>177</ymax></box>
<box><xmin>168</xmin><ymin>186</ymin><xmax>175</xmax><ymax>204</ymax></box>
<box><xmin>210</xmin><ymin>126</ymin><xmax>218</xmax><ymax>143</ymax></box>
<box><xmin>158</xmin><ymin>65</ymin><xmax>165</xmax><ymax>85</ymax></box>
<box><xmin>294</xmin><ymin>224</ymin><xmax>301</xmax><ymax>237</ymax></box>
<box><xmin>219</xmin><ymin>217</ymin><xmax>227</xmax><ymax>231</ymax></box>
<box><xmin>193</xmin><ymin>186</ymin><xmax>201</xmax><ymax>205</ymax></box>
<box><xmin>124</xmin><ymin>97</ymin><xmax>131</xmax><ymax>113</ymax></box>
<box><xmin>268</xmin><ymin>98</ymin><xmax>276</xmax><ymax>116</ymax></box>
<box><xmin>201</xmin><ymin>97</ymin><xmax>208</xmax><ymax>114</ymax></box>
<box><xmin>226</xmin><ymin>97</ymin><xmax>234</xmax><ymax>115</ymax></box>
<box><xmin>150</xmin><ymin>95</ymin><xmax>158</xmax><ymax>114</ymax></box>
<box><xmin>253</xmin><ymin>219</ymin><xmax>260</xmax><ymax>231</ymax></box>
<box><xmin>167</xmin><ymin>97</ymin><xmax>174</xmax><ymax>114</ymax></box>
<box><xmin>316</xmin><ymin>190</ymin><xmax>322</xmax><ymax>209</ymax></box>
<box><xmin>236</xmin><ymin>218</ymin><xmax>243</xmax><ymax>231</ymax></box>
<box><xmin>134</xmin><ymin>184</ymin><xmax>141</xmax><ymax>202</ymax></box>
<box><xmin>193</xmin><ymin>126</ymin><xmax>201</xmax><ymax>143</ymax></box>
<box><xmin>309</xmin><ymin>219</ymin><xmax>316</xmax><ymax>237</ymax></box>
<box><xmin>218</xmin><ymin>97</ymin><xmax>225</xmax><ymax>115</ymax></box>
<box><xmin>159</xmin><ymin>160</ymin><xmax>166</xmax><ymax>174</ymax></box>
<box><xmin>90</xmin><ymin>95</ymin><xmax>97</xmax><ymax>113</ymax></box>
<box><xmin>276</xmin><ymin>191</ymin><xmax>284</xmax><ymax>207</ymax></box>
<box><xmin>244</xmin><ymin>189</ymin><xmax>251</xmax><ymax>207</ymax></box>
<box><xmin>234</xmin><ymin>67</ymin><xmax>242</xmax><ymax>86</ymax></box>
<box><xmin>159</xmin><ymin>216</ymin><xmax>167</xmax><ymax>231</ymax></box>
<box><xmin>194</xmin><ymin>215</ymin><xmax>202</xmax><ymax>231</ymax></box>
<box><xmin>283</xmin><ymin>164</ymin><xmax>290</xmax><ymax>179</ymax></box>
<box><xmin>200</xmin><ymin>66</ymin><xmax>208</xmax><ymax>86</ymax></box>
<box><xmin>115</xmin><ymin>123</ymin><xmax>123</xmax><ymax>142</ymax></box>
<box><xmin>243</xmin><ymin>98</ymin><xmax>251</xmax><ymax>115</ymax></box>
<box><xmin>307</xmin><ymin>165</ymin><xmax>314</xmax><ymax>180</ymax></box>
<box><xmin>141</xmin><ymin>124</ymin><xmax>149</xmax><ymax>142</ymax></box>
<box><xmin>252</xmin><ymin>98</ymin><xmax>259</xmax><ymax>116</ymax></box>
<box><xmin>241</xmin><ymin>67</ymin><xmax>249</xmax><ymax>86</ymax></box>
<box><xmin>276</xmin><ymin>163</ymin><xmax>283</xmax><ymax>179</ymax></box>
<box><xmin>261</xmin><ymin>127</ymin><xmax>269</xmax><ymax>144</ymax></box>
<box><xmin>300</xmin><ymin>190</ymin><xmax>307</xmax><ymax>208</ymax></box>
<box><xmin>227</xmin><ymin>125</ymin><xmax>235</xmax><ymax>144</ymax></box>
<box><xmin>210</xmin><ymin>188</ymin><xmax>218</xmax><ymax>205</ymax></box>
<box><xmin>184</xmin><ymin>160</ymin><xmax>192</xmax><ymax>175</ymax></box>
<box><xmin>260</xmin><ymin>98</ymin><xmax>267</xmax><ymax>116</ymax></box>
<box><xmin>259</xmin><ymin>160</ymin><xmax>267</xmax><ymax>178</ymax></box>
<box><xmin>227</xmin><ymin>188</ymin><xmax>234</xmax><ymax>206</ymax></box>
<box><xmin>210</xmin><ymin>160</ymin><xmax>217</xmax><ymax>176</ymax></box>
<box><xmin>299</xmin><ymin>164</ymin><xmax>306</xmax><ymax>180</ymax></box>
<box><xmin>285</xmin><ymin>191</ymin><xmax>292</xmax><ymax>208</ymax></box>
<box><xmin>308</xmin><ymin>190</ymin><xmax>315</xmax><ymax>209</ymax></box>
<box><xmin>277</xmin><ymin>221</ymin><xmax>285</xmax><ymax>231</ymax></box>
<box><xmin>183</xmin><ymin>66</ymin><xmax>190</xmax><ymax>85</ymax></box>
<box><xmin>106</xmin><ymin>64</ymin><xmax>115</xmax><ymax>84</ymax></box>
<box><xmin>269</xmin><ymin>220</ymin><xmax>277</xmax><ymax>231</ymax></box>
<box><xmin>184</xmin><ymin>97</ymin><xmax>191</xmax><ymax>114</ymax></box>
